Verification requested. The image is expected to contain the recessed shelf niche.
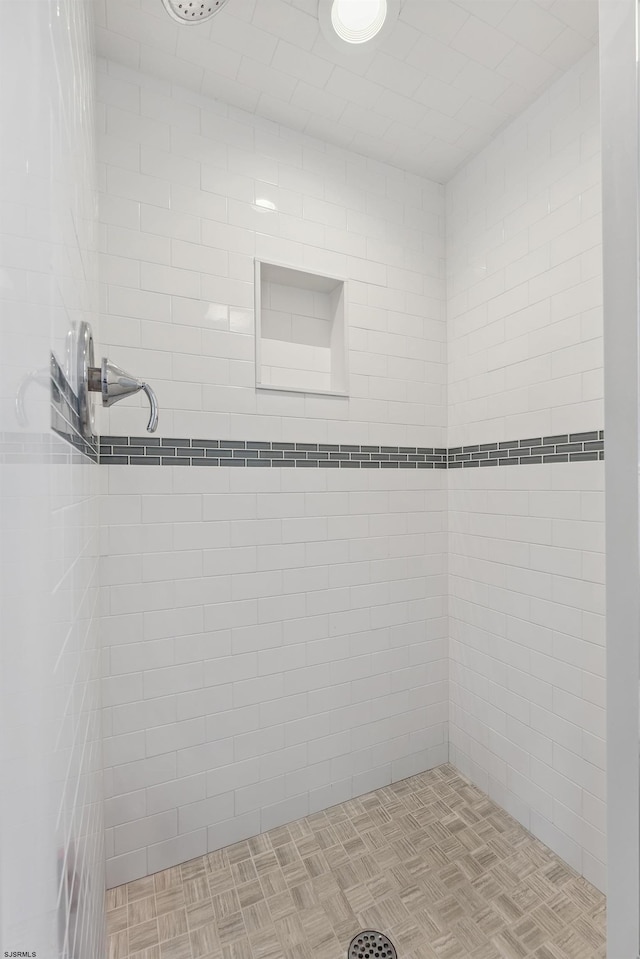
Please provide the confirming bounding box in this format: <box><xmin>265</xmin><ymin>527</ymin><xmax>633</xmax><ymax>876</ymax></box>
<box><xmin>255</xmin><ymin>260</ymin><xmax>348</xmax><ymax>396</ymax></box>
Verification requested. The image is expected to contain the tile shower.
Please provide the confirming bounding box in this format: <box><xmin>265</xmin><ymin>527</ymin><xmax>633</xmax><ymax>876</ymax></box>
<box><xmin>1</xmin><ymin>0</ymin><xmax>608</xmax><ymax>955</ymax></box>
<box><xmin>99</xmin><ymin>42</ymin><xmax>604</xmax><ymax>899</ymax></box>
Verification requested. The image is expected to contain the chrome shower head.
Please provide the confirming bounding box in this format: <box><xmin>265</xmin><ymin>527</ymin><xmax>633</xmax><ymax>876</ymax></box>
<box><xmin>161</xmin><ymin>0</ymin><xmax>231</xmax><ymax>23</ymax></box>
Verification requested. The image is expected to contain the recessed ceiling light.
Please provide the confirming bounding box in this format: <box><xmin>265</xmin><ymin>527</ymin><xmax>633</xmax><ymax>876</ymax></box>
<box><xmin>331</xmin><ymin>0</ymin><xmax>387</xmax><ymax>44</ymax></box>
<box><xmin>318</xmin><ymin>0</ymin><xmax>399</xmax><ymax>53</ymax></box>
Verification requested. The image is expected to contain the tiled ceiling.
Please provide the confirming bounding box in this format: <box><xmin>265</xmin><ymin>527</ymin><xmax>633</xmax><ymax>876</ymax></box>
<box><xmin>96</xmin><ymin>0</ymin><xmax>598</xmax><ymax>182</ymax></box>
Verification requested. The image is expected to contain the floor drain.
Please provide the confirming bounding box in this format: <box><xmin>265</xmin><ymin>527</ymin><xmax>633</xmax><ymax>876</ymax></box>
<box><xmin>348</xmin><ymin>931</ymin><xmax>397</xmax><ymax>959</ymax></box>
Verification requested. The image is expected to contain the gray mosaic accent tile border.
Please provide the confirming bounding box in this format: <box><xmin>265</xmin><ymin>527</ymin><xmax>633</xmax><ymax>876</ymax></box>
<box><xmin>99</xmin><ymin>432</ymin><xmax>605</xmax><ymax>467</ymax></box>
<box><xmin>50</xmin><ymin>352</ymin><xmax>99</xmax><ymax>463</ymax></box>
<box><xmin>448</xmin><ymin>430</ymin><xmax>604</xmax><ymax>468</ymax></box>
<box><xmin>99</xmin><ymin>438</ymin><xmax>449</xmax><ymax>468</ymax></box>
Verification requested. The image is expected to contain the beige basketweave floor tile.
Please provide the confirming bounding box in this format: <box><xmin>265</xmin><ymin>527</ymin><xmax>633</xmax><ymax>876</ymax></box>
<box><xmin>107</xmin><ymin>765</ymin><xmax>606</xmax><ymax>959</ymax></box>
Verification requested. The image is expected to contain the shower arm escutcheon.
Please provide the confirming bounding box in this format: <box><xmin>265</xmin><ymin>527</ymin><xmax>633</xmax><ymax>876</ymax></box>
<box><xmin>88</xmin><ymin>359</ymin><xmax>159</xmax><ymax>433</ymax></box>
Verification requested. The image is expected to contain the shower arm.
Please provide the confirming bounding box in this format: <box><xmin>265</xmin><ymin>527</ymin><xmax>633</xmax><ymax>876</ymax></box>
<box><xmin>88</xmin><ymin>358</ymin><xmax>159</xmax><ymax>433</ymax></box>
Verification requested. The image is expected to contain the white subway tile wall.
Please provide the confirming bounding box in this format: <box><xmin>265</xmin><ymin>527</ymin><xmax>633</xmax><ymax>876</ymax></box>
<box><xmin>446</xmin><ymin>50</ymin><xmax>605</xmax><ymax>891</ymax></box>
<box><xmin>0</xmin><ymin>1</ymin><xmax>105</xmax><ymax>955</ymax></box>
<box><xmin>97</xmin><ymin>59</ymin><xmax>449</xmax><ymax>887</ymax></box>
<box><xmin>102</xmin><ymin>466</ymin><xmax>449</xmax><ymax>885</ymax></box>
<box><xmin>97</xmin><ymin>60</ymin><xmax>446</xmax><ymax>447</ymax></box>
<box><xmin>447</xmin><ymin>50</ymin><xmax>601</xmax><ymax>448</ymax></box>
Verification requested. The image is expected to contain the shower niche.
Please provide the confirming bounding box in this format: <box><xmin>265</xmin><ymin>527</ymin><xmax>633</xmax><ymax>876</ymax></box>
<box><xmin>255</xmin><ymin>260</ymin><xmax>348</xmax><ymax>396</ymax></box>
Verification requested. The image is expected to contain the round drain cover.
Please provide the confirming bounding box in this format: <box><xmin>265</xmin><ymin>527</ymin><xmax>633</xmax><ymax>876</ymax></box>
<box><xmin>348</xmin><ymin>931</ymin><xmax>397</xmax><ymax>959</ymax></box>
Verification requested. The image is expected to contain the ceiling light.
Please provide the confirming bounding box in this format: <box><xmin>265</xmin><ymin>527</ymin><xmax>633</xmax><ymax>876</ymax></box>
<box><xmin>318</xmin><ymin>0</ymin><xmax>399</xmax><ymax>52</ymax></box>
<box><xmin>330</xmin><ymin>0</ymin><xmax>387</xmax><ymax>43</ymax></box>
